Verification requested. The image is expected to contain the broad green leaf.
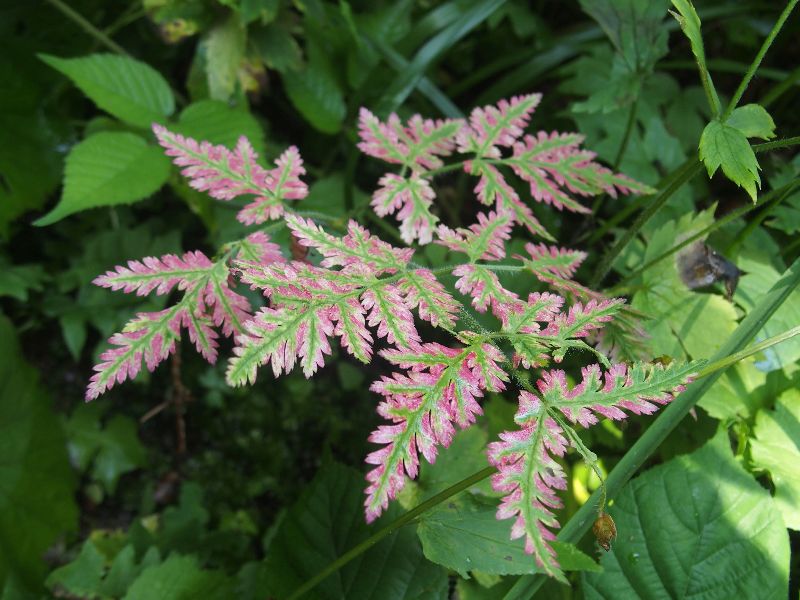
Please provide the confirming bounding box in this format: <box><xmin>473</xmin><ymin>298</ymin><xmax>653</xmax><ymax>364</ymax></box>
<box><xmin>240</xmin><ymin>0</ymin><xmax>280</xmax><ymax>24</ymax></box>
<box><xmin>205</xmin><ymin>16</ymin><xmax>246</xmax><ymax>101</ymax></box>
<box><xmin>251</xmin><ymin>23</ymin><xmax>303</xmax><ymax>73</ymax></box>
<box><xmin>123</xmin><ymin>555</ymin><xmax>234</xmax><ymax>600</ymax></box>
<box><xmin>735</xmin><ymin>255</ymin><xmax>800</xmax><ymax>370</ymax></box>
<box><xmin>582</xmin><ymin>431</ymin><xmax>789</xmax><ymax>599</ymax></box>
<box><xmin>0</xmin><ymin>317</ymin><xmax>77</xmax><ymax>589</ymax></box>
<box><xmin>0</xmin><ymin>263</ymin><xmax>47</xmax><ymax>301</ymax></box>
<box><xmin>751</xmin><ymin>389</ymin><xmax>800</xmax><ymax>530</ymax></box>
<box><xmin>35</xmin><ymin>132</ymin><xmax>170</xmax><ymax>225</ymax></box>
<box><xmin>697</xmin><ymin>361</ymin><xmax>767</xmax><ymax>420</ymax></box>
<box><xmin>726</xmin><ymin>104</ymin><xmax>776</xmax><ymax>140</ymax></box>
<box><xmin>699</xmin><ymin>120</ymin><xmax>761</xmax><ymax>201</ymax></box>
<box><xmin>262</xmin><ymin>460</ymin><xmax>447</xmax><ymax>599</ymax></box>
<box><xmin>45</xmin><ymin>539</ymin><xmax>106</xmax><ymax>597</ymax></box>
<box><xmin>416</xmin><ymin>427</ymin><xmax>490</xmax><ymax>503</ymax></box>
<box><xmin>417</xmin><ymin>494</ymin><xmax>600</xmax><ymax>577</ymax></box>
<box><xmin>176</xmin><ymin>100</ymin><xmax>265</xmax><ymax>155</ymax></box>
<box><xmin>39</xmin><ymin>53</ymin><xmax>174</xmax><ymax>128</ymax></box>
<box><xmin>282</xmin><ymin>42</ymin><xmax>346</xmax><ymax>134</ymax></box>
<box><xmin>65</xmin><ymin>403</ymin><xmax>147</xmax><ymax>493</ymax></box>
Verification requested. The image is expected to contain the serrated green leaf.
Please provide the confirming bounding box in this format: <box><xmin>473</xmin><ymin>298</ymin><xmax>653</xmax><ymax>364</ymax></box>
<box><xmin>699</xmin><ymin>120</ymin><xmax>760</xmax><ymax>201</ymax></box>
<box><xmin>751</xmin><ymin>389</ymin><xmax>800</xmax><ymax>530</ymax></box>
<box><xmin>0</xmin><ymin>317</ymin><xmax>77</xmax><ymax>589</ymax></box>
<box><xmin>262</xmin><ymin>460</ymin><xmax>447</xmax><ymax>599</ymax></box>
<box><xmin>175</xmin><ymin>100</ymin><xmax>265</xmax><ymax>155</ymax></box>
<box><xmin>35</xmin><ymin>132</ymin><xmax>170</xmax><ymax>225</ymax></box>
<box><xmin>417</xmin><ymin>494</ymin><xmax>600</xmax><ymax>577</ymax></box>
<box><xmin>39</xmin><ymin>53</ymin><xmax>174</xmax><ymax>128</ymax></box>
<box><xmin>282</xmin><ymin>42</ymin><xmax>345</xmax><ymax>134</ymax></box>
<box><xmin>726</xmin><ymin>103</ymin><xmax>776</xmax><ymax>140</ymax></box>
<box><xmin>582</xmin><ymin>431</ymin><xmax>789</xmax><ymax>599</ymax></box>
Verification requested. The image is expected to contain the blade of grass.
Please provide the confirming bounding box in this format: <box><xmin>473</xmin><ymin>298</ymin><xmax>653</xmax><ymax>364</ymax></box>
<box><xmin>505</xmin><ymin>257</ymin><xmax>800</xmax><ymax>600</ymax></box>
<box><xmin>375</xmin><ymin>0</ymin><xmax>507</xmax><ymax>115</ymax></box>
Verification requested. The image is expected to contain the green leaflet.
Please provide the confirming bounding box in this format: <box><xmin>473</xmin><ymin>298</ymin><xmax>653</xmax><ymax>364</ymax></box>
<box><xmin>699</xmin><ymin>121</ymin><xmax>762</xmax><ymax>202</ymax></box>
<box><xmin>582</xmin><ymin>431</ymin><xmax>789</xmax><ymax>599</ymax></box>
<box><xmin>34</xmin><ymin>132</ymin><xmax>171</xmax><ymax>226</ymax></box>
<box><xmin>726</xmin><ymin>104</ymin><xmax>777</xmax><ymax>140</ymax></box>
<box><xmin>39</xmin><ymin>53</ymin><xmax>175</xmax><ymax>128</ymax></box>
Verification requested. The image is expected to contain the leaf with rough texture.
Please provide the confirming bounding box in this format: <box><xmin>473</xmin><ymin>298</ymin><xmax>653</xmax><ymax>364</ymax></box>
<box><xmin>364</xmin><ymin>342</ymin><xmax>507</xmax><ymax>522</ymax></box>
<box><xmin>397</xmin><ymin>268</ymin><xmax>460</xmax><ymax>330</ymax></box>
<box><xmin>453</xmin><ymin>264</ymin><xmax>520</xmax><ymax>324</ymax></box>
<box><xmin>282</xmin><ymin>42</ymin><xmax>345</xmax><ymax>134</ymax></box>
<box><xmin>35</xmin><ymin>132</ymin><xmax>170</xmax><ymax>225</ymax></box>
<box><xmin>751</xmin><ymin>389</ymin><xmax>800</xmax><ymax>530</ymax></box>
<box><xmin>175</xmin><ymin>100</ymin><xmax>266</xmax><ymax>155</ymax></box>
<box><xmin>124</xmin><ymin>555</ymin><xmax>234</xmax><ymax>600</ymax></box>
<box><xmin>39</xmin><ymin>53</ymin><xmax>174</xmax><ymax>128</ymax></box>
<box><xmin>0</xmin><ymin>317</ymin><xmax>77</xmax><ymax>590</ymax></box>
<box><xmin>489</xmin><ymin>360</ymin><xmax>699</xmax><ymax>579</ymax></box>
<box><xmin>357</xmin><ymin>107</ymin><xmax>462</xmax><ymax>171</ymax></box>
<box><xmin>153</xmin><ymin>125</ymin><xmax>307</xmax><ymax>223</ymax></box>
<box><xmin>518</xmin><ymin>242</ymin><xmax>587</xmax><ymax>279</ymax></box>
<box><xmin>372</xmin><ymin>174</ymin><xmax>438</xmax><ymax>244</ymax></box>
<box><xmin>263</xmin><ymin>460</ymin><xmax>448</xmax><ymax>599</ymax></box>
<box><xmin>583</xmin><ymin>431</ymin><xmax>790</xmax><ymax>599</ymax></box>
<box><xmin>699</xmin><ymin>120</ymin><xmax>761</xmax><ymax>201</ymax></box>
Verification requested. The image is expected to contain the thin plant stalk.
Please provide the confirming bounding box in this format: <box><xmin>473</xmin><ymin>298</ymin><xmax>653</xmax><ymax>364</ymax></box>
<box><xmin>721</xmin><ymin>0</ymin><xmax>800</xmax><ymax>121</ymax></box>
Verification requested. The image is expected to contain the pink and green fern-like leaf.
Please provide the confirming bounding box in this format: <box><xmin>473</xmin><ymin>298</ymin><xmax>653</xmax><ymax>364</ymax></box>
<box><xmin>456</xmin><ymin>94</ymin><xmax>542</xmax><ymax>157</ymax></box>
<box><xmin>153</xmin><ymin>125</ymin><xmax>307</xmax><ymax>224</ymax></box>
<box><xmin>435</xmin><ymin>210</ymin><xmax>514</xmax><ymax>262</ymax></box>
<box><xmin>488</xmin><ymin>360</ymin><xmax>701</xmax><ymax>579</ymax></box>
<box><xmin>365</xmin><ymin>341</ymin><xmax>508</xmax><ymax>522</ymax></box>
<box><xmin>372</xmin><ymin>174</ymin><xmax>438</xmax><ymax>245</ymax></box>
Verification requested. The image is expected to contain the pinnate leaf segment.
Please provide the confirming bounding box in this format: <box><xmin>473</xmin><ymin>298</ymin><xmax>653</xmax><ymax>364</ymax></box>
<box><xmin>87</xmin><ymin>95</ymin><xmax>697</xmax><ymax>579</ymax></box>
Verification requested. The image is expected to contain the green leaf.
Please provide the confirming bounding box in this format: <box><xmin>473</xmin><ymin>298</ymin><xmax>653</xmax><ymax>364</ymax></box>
<box><xmin>45</xmin><ymin>539</ymin><xmax>106</xmax><ymax>598</ymax></box>
<box><xmin>0</xmin><ymin>263</ymin><xmax>47</xmax><ymax>301</ymax></box>
<box><xmin>0</xmin><ymin>316</ymin><xmax>77</xmax><ymax>589</ymax></box>
<box><xmin>735</xmin><ymin>255</ymin><xmax>800</xmax><ymax>371</ymax></box>
<box><xmin>39</xmin><ymin>53</ymin><xmax>174</xmax><ymax>128</ymax></box>
<box><xmin>35</xmin><ymin>132</ymin><xmax>170</xmax><ymax>225</ymax></box>
<box><xmin>123</xmin><ymin>555</ymin><xmax>234</xmax><ymax>600</ymax></box>
<box><xmin>240</xmin><ymin>0</ymin><xmax>280</xmax><ymax>24</ymax></box>
<box><xmin>251</xmin><ymin>23</ymin><xmax>303</xmax><ymax>73</ymax></box>
<box><xmin>282</xmin><ymin>42</ymin><xmax>346</xmax><ymax>134</ymax></box>
<box><xmin>726</xmin><ymin>104</ymin><xmax>776</xmax><ymax>140</ymax></box>
<box><xmin>417</xmin><ymin>494</ymin><xmax>600</xmax><ymax>577</ymax></box>
<box><xmin>176</xmin><ymin>100</ymin><xmax>265</xmax><ymax>155</ymax></box>
<box><xmin>751</xmin><ymin>389</ymin><xmax>800</xmax><ymax>530</ymax></box>
<box><xmin>65</xmin><ymin>403</ymin><xmax>147</xmax><ymax>493</ymax></box>
<box><xmin>204</xmin><ymin>16</ymin><xmax>246</xmax><ymax>101</ymax></box>
<box><xmin>582</xmin><ymin>431</ymin><xmax>790</xmax><ymax>599</ymax></box>
<box><xmin>699</xmin><ymin>120</ymin><xmax>761</xmax><ymax>202</ymax></box>
<box><xmin>262</xmin><ymin>460</ymin><xmax>447</xmax><ymax>599</ymax></box>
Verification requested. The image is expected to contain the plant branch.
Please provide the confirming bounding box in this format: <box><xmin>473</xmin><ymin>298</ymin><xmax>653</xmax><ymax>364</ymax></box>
<box><xmin>721</xmin><ymin>0</ymin><xmax>800</xmax><ymax>121</ymax></box>
<box><xmin>45</xmin><ymin>0</ymin><xmax>130</xmax><ymax>56</ymax></box>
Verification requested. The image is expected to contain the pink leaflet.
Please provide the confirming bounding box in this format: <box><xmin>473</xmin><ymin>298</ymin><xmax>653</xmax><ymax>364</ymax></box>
<box><xmin>356</xmin><ymin>107</ymin><xmax>462</xmax><ymax>171</ymax></box>
<box><xmin>453</xmin><ymin>264</ymin><xmax>521</xmax><ymax>325</ymax></box>
<box><xmin>372</xmin><ymin>174</ymin><xmax>438</xmax><ymax>245</ymax></box>
<box><xmin>435</xmin><ymin>210</ymin><xmax>514</xmax><ymax>261</ymax></box>
<box><xmin>152</xmin><ymin>125</ymin><xmax>307</xmax><ymax>223</ymax></box>
<box><xmin>94</xmin><ymin>250</ymin><xmax>214</xmax><ymax>296</ymax></box>
<box><xmin>364</xmin><ymin>343</ymin><xmax>507</xmax><ymax>522</ymax></box>
<box><xmin>519</xmin><ymin>242</ymin><xmax>588</xmax><ymax>279</ymax></box>
<box><xmin>397</xmin><ymin>269</ymin><xmax>460</xmax><ymax>330</ymax></box>
<box><xmin>456</xmin><ymin>94</ymin><xmax>542</xmax><ymax>157</ymax></box>
<box><xmin>238</xmin><ymin>231</ymin><xmax>285</xmax><ymax>265</ymax></box>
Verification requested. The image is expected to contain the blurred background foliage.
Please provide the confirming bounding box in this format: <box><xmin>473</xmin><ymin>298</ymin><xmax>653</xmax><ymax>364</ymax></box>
<box><xmin>1</xmin><ymin>0</ymin><xmax>799</xmax><ymax>598</ymax></box>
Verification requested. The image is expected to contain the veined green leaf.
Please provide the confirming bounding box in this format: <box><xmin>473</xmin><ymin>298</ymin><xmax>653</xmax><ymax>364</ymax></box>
<box><xmin>35</xmin><ymin>132</ymin><xmax>170</xmax><ymax>225</ymax></box>
<box><xmin>39</xmin><ymin>53</ymin><xmax>174</xmax><ymax>128</ymax></box>
<box><xmin>726</xmin><ymin>103</ymin><xmax>776</xmax><ymax>140</ymax></box>
<box><xmin>699</xmin><ymin>120</ymin><xmax>761</xmax><ymax>201</ymax></box>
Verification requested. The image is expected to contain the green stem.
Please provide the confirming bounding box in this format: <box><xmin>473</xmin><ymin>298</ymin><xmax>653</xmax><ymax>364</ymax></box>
<box><xmin>286</xmin><ymin>466</ymin><xmax>496</xmax><ymax>600</ymax></box>
<box><xmin>589</xmin><ymin>160</ymin><xmax>703</xmax><ymax>288</ymax></box>
<box><xmin>721</xmin><ymin>0</ymin><xmax>799</xmax><ymax>121</ymax></box>
<box><xmin>506</xmin><ymin>258</ymin><xmax>800</xmax><ymax>599</ymax></box>
<box><xmin>45</xmin><ymin>0</ymin><xmax>130</xmax><ymax>56</ymax></box>
<box><xmin>761</xmin><ymin>64</ymin><xmax>800</xmax><ymax>108</ymax></box>
<box><xmin>725</xmin><ymin>180</ymin><xmax>800</xmax><ymax>254</ymax></box>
